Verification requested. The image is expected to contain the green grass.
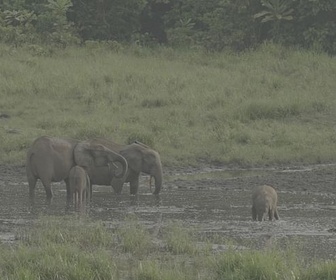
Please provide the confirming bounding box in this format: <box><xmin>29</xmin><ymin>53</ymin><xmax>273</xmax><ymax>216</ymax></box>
<box><xmin>164</xmin><ymin>221</ymin><xmax>199</xmax><ymax>255</ymax></box>
<box><xmin>212</xmin><ymin>248</ymin><xmax>299</xmax><ymax>280</ymax></box>
<box><xmin>116</xmin><ymin>215</ymin><xmax>152</xmax><ymax>255</ymax></box>
<box><xmin>0</xmin><ymin>217</ymin><xmax>117</xmax><ymax>280</ymax></box>
<box><xmin>1</xmin><ymin>216</ymin><xmax>336</xmax><ymax>279</ymax></box>
<box><xmin>1</xmin><ymin>42</ymin><xmax>336</xmax><ymax>167</ymax></box>
<box><xmin>302</xmin><ymin>261</ymin><xmax>336</xmax><ymax>280</ymax></box>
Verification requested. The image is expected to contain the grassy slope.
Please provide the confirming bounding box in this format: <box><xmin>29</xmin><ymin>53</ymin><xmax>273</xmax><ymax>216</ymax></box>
<box><xmin>0</xmin><ymin>43</ymin><xmax>336</xmax><ymax>167</ymax></box>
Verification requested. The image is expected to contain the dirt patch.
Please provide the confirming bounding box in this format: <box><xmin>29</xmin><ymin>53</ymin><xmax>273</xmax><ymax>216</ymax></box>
<box><xmin>1</xmin><ymin>163</ymin><xmax>336</xmax><ymax>261</ymax></box>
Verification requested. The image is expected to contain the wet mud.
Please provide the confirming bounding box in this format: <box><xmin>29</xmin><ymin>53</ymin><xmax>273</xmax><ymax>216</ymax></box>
<box><xmin>1</xmin><ymin>164</ymin><xmax>336</xmax><ymax>261</ymax></box>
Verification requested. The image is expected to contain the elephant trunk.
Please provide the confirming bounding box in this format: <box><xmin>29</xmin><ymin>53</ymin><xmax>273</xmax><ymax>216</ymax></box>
<box><xmin>111</xmin><ymin>154</ymin><xmax>128</xmax><ymax>179</ymax></box>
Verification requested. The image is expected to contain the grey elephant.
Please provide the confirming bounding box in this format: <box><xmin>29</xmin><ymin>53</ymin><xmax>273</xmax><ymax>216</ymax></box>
<box><xmin>69</xmin><ymin>165</ymin><xmax>91</xmax><ymax>207</ymax></box>
<box><xmin>252</xmin><ymin>185</ymin><xmax>279</xmax><ymax>221</ymax></box>
<box><xmin>86</xmin><ymin>138</ymin><xmax>163</xmax><ymax>195</ymax></box>
<box><xmin>26</xmin><ymin>136</ymin><xmax>128</xmax><ymax>201</ymax></box>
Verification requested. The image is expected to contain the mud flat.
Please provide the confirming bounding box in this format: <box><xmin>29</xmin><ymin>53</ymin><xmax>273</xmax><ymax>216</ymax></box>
<box><xmin>1</xmin><ymin>164</ymin><xmax>336</xmax><ymax>261</ymax></box>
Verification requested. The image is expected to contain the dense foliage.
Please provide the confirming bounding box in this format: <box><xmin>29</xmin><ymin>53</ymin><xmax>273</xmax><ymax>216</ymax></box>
<box><xmin>0</xmin><ymin>0</ymin><xmax>335</xmax><ymax>53</ymax></box>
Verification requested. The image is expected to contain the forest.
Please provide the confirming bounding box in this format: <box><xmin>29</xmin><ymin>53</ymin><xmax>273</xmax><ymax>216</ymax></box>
<box><xmin>0</xmin><ymin>0</ymin><xmax>335</xmax><ymax>54</ymax></box>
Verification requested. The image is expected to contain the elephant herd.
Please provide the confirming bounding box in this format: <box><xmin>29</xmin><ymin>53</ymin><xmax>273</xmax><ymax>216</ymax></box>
<box><xmin>26</xmin><ymin>136</ymin><xmax>163</xmax><ymax>206</ymax></box>
<box><xmin>26</xmin><ymin>136</ymin><xmax>279</xmax><ymax>221</ymax></box>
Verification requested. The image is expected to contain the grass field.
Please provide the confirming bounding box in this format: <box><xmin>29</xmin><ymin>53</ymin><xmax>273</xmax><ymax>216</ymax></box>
<box><xmin>1</xmin><ymin>215</ymin><xmax>336</xmax><ymax>280</ymax></box>
<box><xmin>0</xmin><ymin>43</ymin><xmax>336</xmax><ymax>167</ymax></box>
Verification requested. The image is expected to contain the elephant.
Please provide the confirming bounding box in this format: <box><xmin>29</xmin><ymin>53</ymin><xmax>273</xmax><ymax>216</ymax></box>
<box><xmin>69</xmin><ymin>165</ymin><xmax>91</xmax><ymax>207</ymax></box>
<box><xmin>86</xmin><ymin>138</ymin><xmax>163</xmax><ymax>195</ymax></box>
<box><xmin>252</xmin><ymin>185</ymin><xmax>279</xmax><ymax>221</ymax></box>
<box><xmin>26</xmin><ymin>136</ymin><xmax>128</xmax><ymax>201</ymax></box>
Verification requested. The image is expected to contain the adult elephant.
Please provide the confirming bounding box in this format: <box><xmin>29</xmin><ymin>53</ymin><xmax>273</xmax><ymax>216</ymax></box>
<box><xmin>26</xmin><ymin>136</ymin><xmax>128</xmax><ymax>201</ymax></box>
<box><xmin>87</xmin><ymin>138</ymin><xmax>163</xmax><ymax>195</ymax></box>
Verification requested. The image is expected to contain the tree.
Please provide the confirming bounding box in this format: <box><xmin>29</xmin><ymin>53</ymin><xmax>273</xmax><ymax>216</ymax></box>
<box><xmin>69</xmin><ymin>0</ymin><xmax>146</xmax><ymax>41</ymax></box>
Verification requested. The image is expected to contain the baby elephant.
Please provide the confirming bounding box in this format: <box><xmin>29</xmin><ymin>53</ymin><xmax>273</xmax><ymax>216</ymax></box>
<box><xmin>252</xmin><ymin>185</ymin><xmax>279</xmax><ymax>221</ymax></box>
<box><xmin>69</xmin><ymin>166</ymin><xmax>91</xmax><ymax>207</ymax></box>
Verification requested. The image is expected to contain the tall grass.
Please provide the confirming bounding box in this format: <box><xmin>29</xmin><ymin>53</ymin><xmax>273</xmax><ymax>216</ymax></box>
<box><xmin>212</xmin><ymin>248</ymin><xmax>299</xmax><ymax>280</ymax></box>
<box><xmin>116</xmin><ymin>215</ymin><xmax>152</xmax><ymax>254</ymax></box>
<box><xmin>164</xmin><ymin>221</ymin><xmax>199</xmax><ymax>255</ymax></box>
<box><xmin>0</xmin><ymin>216</ymin><xmax>117</xmax><ymax>279</ymax></box>
<box><xmin>302</xmin><ymin>261</ymin><xmax>336</xmax><ymax>280</ymax></box>
<box><xmin>1</xmin><ymin>43</ymin><xmax>336</xmax><ymax>166</ymax></box>
<box><xmin>1</xmin><ymin>216</ymin><xmax>336</xmax><ymax>279</ymax></box>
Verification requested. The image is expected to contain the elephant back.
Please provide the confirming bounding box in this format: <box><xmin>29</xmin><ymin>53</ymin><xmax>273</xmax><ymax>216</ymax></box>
<box><xmin>90</xmin><ymin>138</ymin><xmax>124</xmax><ymax>153</ymax></box>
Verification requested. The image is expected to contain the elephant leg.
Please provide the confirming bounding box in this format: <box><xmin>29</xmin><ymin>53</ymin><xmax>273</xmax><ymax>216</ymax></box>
<box><xmin>64</xmin><ymin>178</ymin><xmax>72</xmax><ymax>204</ymax></box>
<box><xmin>79</xmin><ymin>190</ymin><xmax>83</xmax><ymax>205</ymax></box>
<box><xmin>66</xmin><ymin>192</ymin><xmax>72</xmax><ymax>208</ymax></box>
<box><xmin>75</xmin><ymin>192</ymin><xmax>79</xmax><ymax>208</ymax></box>
<box><xmin>40</xmin><ymin>176</ymin><xmax>53</xmax><ymax>201</ymax></box>
<box><xmin>274</xmin><ymin>209</ymin><xmax>279</xmax><ymax>220</ymax></box>
<box><xmin>86</xmin><ymin>185</ymin><xmax>91</xmax><ymax>201</ymax></box>
<box><xmin>28</xmin><ymin>176</ymin><xmax>37</xmax><ymax>201</ymax></box>
<box><xmin>111</xmin><ymin>178</ymin><xmax>123</xmax><ymax>194</ymax></box>
<box><xmin>252</xmin><ymin>206</ymin><xmax>257</xmax><ymax>221</ymax></box>
<box><xmin>129</xmin><ymin>176</ymin><xmax>140</xmax><ymax>195</ymax></box>
<box><xmin>258</xmin><ymin>211</ymin><xmax>264</xmax><ymax>222</ymax></box>
<box><xmin>268</xmin><ymin>208</ymin><xmax>274</xmax><ymax>221</ymax></box>
<box><xmin>88</xmin><ymin>184</ymin><xmax>91</xmax><ymax>202</ymax></box>
<box><xmin>83</xmin><ymin>189</ymin><xmax>86</xmax><ymax>203</ymax></box>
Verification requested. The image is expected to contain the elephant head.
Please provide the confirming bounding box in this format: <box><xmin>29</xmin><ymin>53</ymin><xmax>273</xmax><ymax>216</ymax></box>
<box><xmin>84</xmin><ymin>138</ymin><xmax>163</xmax><ymax>195</ymax></box>
<box><xmin>74</xmin><ymin>141</ymin><xmax>128</xmax><ymax>179</ymax></box>
<box><xmin>119</xmin><ymin>142</ymin><xmax>163</xmax><ymax>195</ymax></box>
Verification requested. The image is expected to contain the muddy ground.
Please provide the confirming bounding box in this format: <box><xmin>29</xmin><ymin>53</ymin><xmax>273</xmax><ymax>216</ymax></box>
<box><xmin>1</xmin><ymin>163</ymin><xmax>336</xmax><ymax>262</ymax></box>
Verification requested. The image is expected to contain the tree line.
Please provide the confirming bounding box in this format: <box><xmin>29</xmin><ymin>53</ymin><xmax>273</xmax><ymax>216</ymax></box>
<box><xmin>0</xmin><ymin>0</ymin><xmax>335</xmax><ymax>54</ymax></box>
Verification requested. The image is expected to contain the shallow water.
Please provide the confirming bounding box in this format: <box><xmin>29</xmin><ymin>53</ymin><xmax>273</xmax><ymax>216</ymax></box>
<box><xmin>1</xmin><ymin>164</ymin><xmax>336</xmax><ymax>260</ymax></box>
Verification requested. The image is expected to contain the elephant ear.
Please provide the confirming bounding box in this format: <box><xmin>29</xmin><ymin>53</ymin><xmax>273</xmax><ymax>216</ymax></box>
<box><xmin>90</xmin><ymin>144</ymin><xmax>110</xmax><ymax>166</ymax></box>
<box><xmin>74</xmin><ymin>142</ymin><xmax>109</xmax><ymax>167</ymax></box>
